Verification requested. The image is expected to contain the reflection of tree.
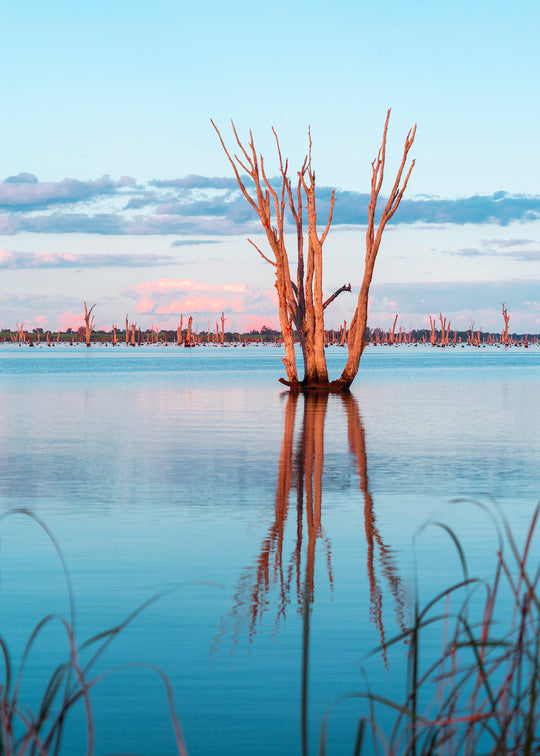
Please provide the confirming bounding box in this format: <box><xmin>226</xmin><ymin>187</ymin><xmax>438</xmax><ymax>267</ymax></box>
<box><xmin>214</xmin><ymin>392</ymin><xmax>331</xmax><ymax>654</ymax></box>
<box><xmin>215</xmin><ymin>392</ymin><xmax>406</xmax><ymax>654</ymax></box>
<box><xmin>343</xmin><ymin>394</ymin><xmax>407</xmax><ymax>647</ymax></box>
<box><xmin>214</xmin><ymin>392</ymin><xmax>407</xmax><ymax>754</ymax></box>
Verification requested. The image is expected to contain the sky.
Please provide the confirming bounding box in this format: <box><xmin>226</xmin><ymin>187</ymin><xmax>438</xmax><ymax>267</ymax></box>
<box><xmin>1</xmin><ymin>0</ymin><xmax>540</xmax><ymax>335</ymax></box>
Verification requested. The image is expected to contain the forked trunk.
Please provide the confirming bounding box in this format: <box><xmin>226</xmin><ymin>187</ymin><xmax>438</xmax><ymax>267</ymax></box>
<box><xmin>213</xmin><ymin>112</ymin><xmax>415</xmax><ymax>392</ymax></box>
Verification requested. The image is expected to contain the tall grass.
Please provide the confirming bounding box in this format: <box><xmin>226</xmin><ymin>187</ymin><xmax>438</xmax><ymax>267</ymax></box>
<box><xmin>320</xmin><ymin>500</ymin><xmax>540</xmax><ymax>755</ymax></box>
<box><xmin>0</xmin><ymin>509</ymin><xmax>187</xmax><ymax>756</ymax></box>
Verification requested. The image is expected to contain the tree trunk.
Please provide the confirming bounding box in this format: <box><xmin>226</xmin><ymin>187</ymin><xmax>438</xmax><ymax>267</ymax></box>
<box><xmin>340</xmin><ymin>321</ymin><xmax>347</xmax><ymax>347</ymax></box>
<box><xmin>177</xmin><ymin>316</ymin><xmax>183</xmax><ymax>346</ymax></box>
<box><xmin>84</xmin><ymin>302</ymin><xmax>96</xmax><ymax>347</ymax></box>
<box><xmin>502</xmin><ymin>302</ymin><xmax>510</xmax><ymax>346</ymax></box>
<box><xmin>213</xmin><ymin>112</ymin><xmax>415</xmax><ymax>392</ymax></box>
<box><xmin>333</xmin><ymin>114</ymin><xmax>416</xmax><ymax>391</ymax></box>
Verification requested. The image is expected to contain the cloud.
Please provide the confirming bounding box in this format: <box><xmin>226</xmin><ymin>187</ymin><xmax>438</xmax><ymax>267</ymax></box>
<box><xmin>391</xmin><ymin>192</ymin><xmax>540</xmax><ymax>226</ymax></box>
<box><xmin>480</xmin><ymin>238</ymin><xmax>535</xmax><ymax>247</ymax></box>
<box><xmin>149</xmin><ymin>175</ymin><xmax>240</xmax><ymax>190</ymax></box>
<box><xmin>57</xmin><ymin>310</ymin><xmax>84</xmax><ymax>331</ymax></box>
<box><xmin>241</xmin><ymin>314</ymin><xmax>280</xmax><ymax>332</ymax></box>
<box><xmin>135</xmin><ymin>297</ymin><xmax>155</xmax><ymax>313</ymax></box>
<box><xmin>0</xmin><ymin>175</ymin><xmax>135</xmax><ymax>211</ymax></box>
<box><xmin>0</xmin><ymin>211</ymin><xmax>259</xmax><ymax>236</ymax></box>
<box><xmin>0</xmin><ymin>249</ymin><xmax>178</xmax><ymax>269</ymax></box>
<box><xmin>0</xmin><ymin>172</ymin><xmax>539</xmax><ymax>237</ymax></box>
<box><xmin>324</xmin><ymin>190</ymin><xmax>540</xmax><ymax>227</ymax></box>
<box><xmin>123</xmin><ymin>278</ymin><xmax>276</xmax><ymax>317</ymax></box>
<box><xmin>171</xmin><ymin>239</ymin><xmax>220</xmax><ymax>247</ymax></box>
<box><xmin>4</xmin><ymin>173</ymin><xmax>38</xmax><ymax>185</ymax></box>
<box><xmin>364</xmin><ymin>279</ymin><xmax>540</xmax><ymax>330</ymax></box>
<box><xmin>443</xmin><ymin>247</ymin><xmax>540</xmax><ymax>262</ymax></box>
<box><xmin>0</xmin><ymin>292</ymin><xmax>81</xmax><ymax>330</ymax></box>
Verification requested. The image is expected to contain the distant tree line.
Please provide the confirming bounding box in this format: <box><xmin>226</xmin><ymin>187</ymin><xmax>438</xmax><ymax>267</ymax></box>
<box><xmin>1</xmin><ymin>321</ymin><xmax>538</xmax><ymax>348</ymax></box>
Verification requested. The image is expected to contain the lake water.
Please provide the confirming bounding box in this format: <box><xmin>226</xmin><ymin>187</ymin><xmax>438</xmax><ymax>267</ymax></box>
<box><xmin>0</xmin><ymin>343</ymin><xmax>539</xmax><ymax>755</ymax></box>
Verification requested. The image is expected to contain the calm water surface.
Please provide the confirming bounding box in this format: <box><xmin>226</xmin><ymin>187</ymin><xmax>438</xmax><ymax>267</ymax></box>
<box><xmin>0</xmin><ymin>343</ymin><xmax>539</xmax><ymax>755</ymax></box>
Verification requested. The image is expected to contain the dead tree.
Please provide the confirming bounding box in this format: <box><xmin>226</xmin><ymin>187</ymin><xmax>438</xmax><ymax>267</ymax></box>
<box><xmin>220</xmin><ymin>312</ymin><xmax>226</xmax><ymax>345</ymax></box>
<box><xmin>502</xmin><ymin>302</ymin><xmax>510</xmax><ymax>346</ymax></box>
<box><xmin>177</xmin><ymin>316</ymin><xmax>183</xmax><ymax>346</ymax></box>
<box><xmin>439</xmin><ymin>313</ymin><xmax>451</xmax><ymax>347</ymax></box>
<box><xmin>213</xmin><ymin>110</ymin><xmax>415</xmax><ymax>391</ymax></box>
<box><xmin>428</xmin><ymin>315</ymin><xmax>437</xmax><ymax>345</ymax></box>
<box><xmin>388</xmin><ymin>314</ymin><xmax>398</xmax><ymax>345</ymax></box>
<box><xmin>340</xmin><ymin>320</ymin><xmax>347</xmax><ymax>347</ymax></box>
<box><xmin>83</xmin><ymin>302</ymin><xmax>96</xmax><ymax>347</ymax></box>
<box><xmin>185</xmin><ymin>316</ymin><xmax>193</xmax><ymax>347</ymax></box>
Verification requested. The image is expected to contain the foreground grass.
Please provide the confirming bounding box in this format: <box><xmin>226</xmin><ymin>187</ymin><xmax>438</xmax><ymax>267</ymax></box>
<box><xmin>0</xmin><ymin>509</ymin><xmax>187</xmax><ymax>756</ymax></box>
<box><xmin>320</xmin><ymin>501</ymin><xmax>540</xmax><ymax>756</ymax></box>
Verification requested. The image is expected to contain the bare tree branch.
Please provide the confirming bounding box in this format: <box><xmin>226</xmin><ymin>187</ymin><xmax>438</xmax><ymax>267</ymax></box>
<box><xmin>248</xmin><ymin>239</ymin><xmax>276</xmax><ymax>267</ymax></box>
<box><xmin>323</xmin><ymin>284</ymin><xmax>351</xmax><ymax>310</ymax></box>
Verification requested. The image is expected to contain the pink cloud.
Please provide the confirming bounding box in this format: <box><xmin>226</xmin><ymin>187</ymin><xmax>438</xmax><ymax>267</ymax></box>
<box><xmin>123</xmin><ymin>278</ymin><xmax>276</xmax><ymax>320</ymax></box>
<box><xmin>58</xmin><ymin>310</ymin><xmax>83</xmax><ymax>331</ymax></box>
<box><xmin>222</xmin><ymin>283</ymin><xmax>248</xmax><ymax>293</ymax></box>
<box><xmin>135</xmin><ymin>296</ymin><xmax>155</xmax><ymax>313</ymax></box>
<box><xmin>129</xmin><ymin>278</ymin><xmax>227</xmax><ymax>296</ymax></box>
<box><xmin>156</xmin><ymin>295</ymin><xmax>233</xmax><ymax>314</ymax></box>
<box><xmin>241</xmin><ymin>314</ymin><xmax>280</xmax><ymax>332</ymax></box>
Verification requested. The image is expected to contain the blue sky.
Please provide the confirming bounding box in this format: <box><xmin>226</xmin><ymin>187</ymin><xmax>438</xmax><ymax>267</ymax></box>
<box><xmin>1</xmin><ymin>0</ymin><xmax>539</xmax><ymax>334</ymax></box>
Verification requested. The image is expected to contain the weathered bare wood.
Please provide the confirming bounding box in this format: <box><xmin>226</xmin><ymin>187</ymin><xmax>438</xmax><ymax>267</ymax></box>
<box><xmin>335</xmin><ymin>111</ymin><xmax>416</xmax><ymax>389</ymax></box>
<box><xmin>214</xmin><ymin>111</ymin><xmax>415</xmax><ymax>391</ymax></box>
<box><xmin>502</xmin><ymin>302</ymin><xmax>510</xmax><ymax>346</ymax></box>
<box><xmin>220</xmin><ymin>312</ymin><xmax>226</xmax><ymax>345</ymax></box>
<box><xmin>439</xmin><ymin>313</ymin><xmax>451</xmax><ymax>347</ymax></box>
<box><xmin>340</xmin><ymin>320</ymin><xmax>347</xmax><ymax>347</ymax></box>
<box><xmin>177</xmin><ymin>315</ymin><xmax>183</xmax><ymax>346</ymax></box>
<box><xmin>388</xmin><ymin>314</ymin><xmax>398</xmax><ymax>345</ymax></box>
<box><xmin>322</xmin><ymin>284</ymin><xmax>351</xmax><ymax>310</ymax></box>
<box><xmin>84</xmin><ymin>302</ymin><xmax>96</xmax><ymax>348</ymax></box>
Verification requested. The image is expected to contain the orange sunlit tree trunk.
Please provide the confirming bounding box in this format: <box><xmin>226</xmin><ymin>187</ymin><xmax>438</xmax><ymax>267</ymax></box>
<box><xmin>83</xmin><ymin>302</ymin><xmax>96</xmax><ymax>348</ymax></box>
<box><xmin>439</xmin><ymin>313</ymin><xmax>451</xmax><ymax>347</ymax></box>
<box><xmin>502</xmin><ymin>302</ymin><xmax>510</xmax><ymax>346</ymax></box>
<box><xmin>213</xmin><ymin>110</ymin><xmax>416</xmax><ymax>392</ymax></box>
<box><xmin>428</xmin><ymin>315</ymin><xmax>437</xmax><ymax>345</ymax></box>
<box><xmin>388</xmin><ymin>314</ymin><xmax>399</xmax><ymax>345</ymax></box>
